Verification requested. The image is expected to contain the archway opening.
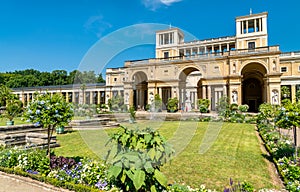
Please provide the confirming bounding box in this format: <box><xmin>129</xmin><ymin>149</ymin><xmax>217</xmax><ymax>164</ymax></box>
<box><xmin>132</xmin><ymin>72</ymin><xmax>148</xmax><ymax>110</ymax></box>
<box><xmin>179</xmin><ymin>67</ymin><xmax>202</xmax><ymax>111</ymax></box>
<box><xmin>241</xmin><ymin>63</ymin><xmax>267</xmax><ymax>112</ymax></box>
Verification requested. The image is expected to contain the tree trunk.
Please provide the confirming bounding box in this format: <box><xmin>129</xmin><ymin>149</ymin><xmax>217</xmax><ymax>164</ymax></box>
<box><xmin>47</xmin><ymin>125</ymin><xmax>51</xmax><ymax>159</ymax></box>
<box><xmin>294</xmin><ymin>126</ymin><xmax>298</xmax><ymax>158</ymax></box>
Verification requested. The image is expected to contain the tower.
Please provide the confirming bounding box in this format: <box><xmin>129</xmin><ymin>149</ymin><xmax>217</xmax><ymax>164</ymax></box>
<box><xmin>235</xmin><ymin>12</ymin><xmax>268</xmax><ymax>49</ymax></box>
<box><xmin>155</xmin><ymin>28</ymin><xmax>184</xmax><ymax>58</ymax></box>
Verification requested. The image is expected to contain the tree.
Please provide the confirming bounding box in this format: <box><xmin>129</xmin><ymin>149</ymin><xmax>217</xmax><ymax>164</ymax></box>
<box><xmin>2</xmin><ymin>94</ymin><xmax>23</xmax><ymax>123</ymax></box>
<box><xmin>216</xmin><ymin>96</ymin><xmax>230</xmax><ymax>119</ymax></box>
<box><xmin>167</xmin><ymin>97</ymin><xmax>179</xmax><ymax>112</ymax></box>
<box><xmin>275</xmin><ymin>100</ymin><xmax>300</xmax><ymax>157</ymax></box>
<box><xmin>23</xmin><ymin>92</ymin><xmax>74</xmax><ymax>160</ymax></box>
<box><xmin>296</xmin><ymin>89</ymin><xmax>300</xmax><ymax>102</ymax></box>
<box><xmin>153</xmin><ymin>94</ymin><xmax>162</xmax><ymax>112</ymax></box>
<box><xmin>0</xmin><ymin>84</ymin><xmax>12</xmax><ymax>107</ymax></box>
<box><xmin>198</xmin><ymin>99</ymin><xmax>210</xmax><ymax>113</ymax></box>
<box><xmin>97</xmin><ymin>73</ymin><xmax>106</xmax><ymax>83</ymax></box>
<box><xmin>51</xmin><ymin>70</ymin><xmax>68</xmax><ymax>85</ymax></box>
<box><xmin>281</xmin><ymin>86</ymin><xmax>291</xmax><ymax>100</ymax></box>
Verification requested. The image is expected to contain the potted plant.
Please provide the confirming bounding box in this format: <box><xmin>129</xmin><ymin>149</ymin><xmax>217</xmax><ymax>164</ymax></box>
<box><xmin>2</xmin><ymin>94</ymin><xmax>23</xmax><ymax>125</ymax></box>
<box><xmin>167</xmin><ymin>97</ymin><xmax>179</xmax><ymax>112</ymax></box>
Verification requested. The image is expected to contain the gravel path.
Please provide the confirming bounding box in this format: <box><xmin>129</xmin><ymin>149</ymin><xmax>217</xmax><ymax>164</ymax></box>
<box><xmin>0</xmin><ymin>171</ymin><xmax>72</xmax><ymax>192</ymax></box>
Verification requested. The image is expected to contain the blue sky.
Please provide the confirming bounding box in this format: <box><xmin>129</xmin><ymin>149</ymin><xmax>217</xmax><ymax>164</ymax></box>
<box><xmin>1</xmin><ymin>0</ymin><xmax>300</xmax><ymax>74</ymax></box>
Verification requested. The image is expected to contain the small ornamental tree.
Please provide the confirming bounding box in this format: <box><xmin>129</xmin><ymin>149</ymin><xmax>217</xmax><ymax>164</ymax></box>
<box><xmin>275</xmin><ymin>100</ymin><xmax>300</xmax><ymax>157</ymax></box>
<box><xmin>23</xmin><ymin>92</ymin><xmax>74</xmax><ymax>159</ymax></box>
<box><xmin>198</xmin><ymin>99</ymin><xmax>210</xmax><ymax>113</ymax></box>
<box><xmin>167</xmin><ymin>97</ymin><xmax>178</xmax><ymax>112</ymax></box>
<box><xmin>153</xmin><ymin>94</ymin><xmax>162</xmax><ymax>112</ymax></box>
<box><xmin>2</xmin><ymin>94</ymin><xmax>23</xmax><ymax>123</ymax></box>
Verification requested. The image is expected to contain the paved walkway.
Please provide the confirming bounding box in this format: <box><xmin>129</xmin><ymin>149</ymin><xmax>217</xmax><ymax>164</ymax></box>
<box><xmin>0</xmin><ymin>171</ymin><xmax>72</xmax><ymax>192</ymax></box>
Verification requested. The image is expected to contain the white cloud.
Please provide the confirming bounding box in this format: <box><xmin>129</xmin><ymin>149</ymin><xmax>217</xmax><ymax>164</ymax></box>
<box><xmin>142</xmin><ymin>0</ymin><xmax>182</xmax><ymax>11</ymax></box>
<box><xmin>160</xmin><ymin>0</ymin><xmax>182</xmax><ymax>6</ymax></box>
<box><xmin>84</xmin><ymin>15</ymin><xmax>112</xmax><ymax>38</ymax></box>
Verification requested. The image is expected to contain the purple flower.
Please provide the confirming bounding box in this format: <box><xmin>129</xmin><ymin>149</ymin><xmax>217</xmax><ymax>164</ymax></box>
<box><xmin>95</xmin><ymin>180</ymin><xmax>108</xmax><ymax>190</ymax></box>
<box><xmin>34</xmin><ymin>122</ymin><xmax>40</xmax><ymax>127</ymax></box>
<box><xmin>26</xmin><ymin>170</ymin><xmax>39</xmax><ymax>174</ymax></box>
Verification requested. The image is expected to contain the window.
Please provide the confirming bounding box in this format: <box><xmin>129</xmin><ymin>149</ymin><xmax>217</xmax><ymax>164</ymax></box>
<box><xmin>298</xmin><ymin>66</ymin><xmax>300</xmax><ymax>72</ymax></box>
<box><xmin>164</xmin><ymin>52</ymin><xmax>169</xmax><ymax>58</ymax></box>
<box><xmin>248</xmin><ymin>42</ymin><xmax>255</xmax><ymax>50</ymax></box>
<box><xmin>214</xmin><ymin>66</ymin><xmax>219</xmax><ymax>72</ymax></box>
<box><xmin>281</xmin><ymin>67</ymin><xmax>287</xmax><ymax>73</ymax></box>
<box><xmin>114</xmin><ymin>78</ymin><xmax>117</xmax><ymax>82</ymax></box>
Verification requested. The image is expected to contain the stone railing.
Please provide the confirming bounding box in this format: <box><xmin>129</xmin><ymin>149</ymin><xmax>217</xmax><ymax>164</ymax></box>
<box><xmin>126</xmin><ymin>45</ymin><xmax>280</xmax><ymax>66</ymax></box>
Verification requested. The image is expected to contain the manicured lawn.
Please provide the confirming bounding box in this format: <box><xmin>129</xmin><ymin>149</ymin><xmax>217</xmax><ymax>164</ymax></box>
<box><xmin>54</xmin><ymin>121</ymin><xmax>280</xmax><ymax>190</ymax></box>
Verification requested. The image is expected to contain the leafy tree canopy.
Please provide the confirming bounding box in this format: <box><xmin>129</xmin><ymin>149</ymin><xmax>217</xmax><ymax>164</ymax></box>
<box><xmin>0</xmin><ymin>69</ymin><xmax>106</xmax><ymax>88</ymax></box>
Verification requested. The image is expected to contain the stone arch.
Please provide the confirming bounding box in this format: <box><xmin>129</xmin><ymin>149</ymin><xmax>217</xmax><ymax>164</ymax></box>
<box><xmin>178</xmin><ymin>65</ymin><xmax>203</xmax><ymax>81</ymax></box>
<box><xmin>178</xmin><ymin>66</ymin><xmax>203</xmax><ymax>111</ymax></box>
<box><xmin>239</xmin><ymin>60</ymin><xmax>269</xmax><ymax>75</ymax></box>
<box><xmin>241</xmin><ymin>62</ymin><xmax>267</xmax><ymax>112</ymax></box>
<box><xmin>132</xmin><ymin>71</ymin><xmax>148</xmax><ymax>110</ymax></box>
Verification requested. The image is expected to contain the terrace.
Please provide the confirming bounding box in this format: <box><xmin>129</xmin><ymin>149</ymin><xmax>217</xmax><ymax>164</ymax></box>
<box><xmin>125</xmin><ymin>45</ymin><xmax>280</xmax><ymax>66</ymax></box>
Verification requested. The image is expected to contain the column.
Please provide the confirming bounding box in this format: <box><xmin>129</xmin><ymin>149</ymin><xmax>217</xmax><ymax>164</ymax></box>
<box><xmin>204</xmin><ymin>46</ymin><xmax>207</xmax><ymax>54</ymax></box>
<box><xmin>292</xmin><ymin>85</ymin><xmax>296</xmax><ymax>102</ymax></box>
<box><xmin>219</xmin><ymin>44</ymin><xmax>222</xmax><ymax>52</ymax></box>
<box><xmin>223</xmin><ymin>85</ymin><xmax>227</xmax><ymax>97</ymax></box>
<box><xmin>90</xmin><ymin>91</ymin><xmax>93</xmax><ymax>104</ymax></box>
<box><xmin>158</xmin><ymin>87</ymin><xmax>162</xmax><ymax>99</ymax></box>
<box><xmin>21</xmin><ymin>92</ymin><xmax>25</xmax><ymax>104</ymax></box>
<box><xmin>202</xmin><ymin>86</ymin><xmax>206</xmax><ymax>99</ymax></box>
<box><xmin>72</xmin><ymin>91</ymin><xmax>75</xmax><ymax>104</ymax></box>
<box><xmin>211</xmin><ymin>46</ymin><xmax>214</xmax><ymax>53</ymax></box>
<box><xmin>227</xmin><ymin>43</ymin><xmax>229</xmax><ymax>51</ymax></box>
<box><xmin>254</xmin><ymin>19</ymin><xmax>257</xmax><ymax>32</ymax></box>
<box><xmin>246</xmin><ymin>20</ymin><xmax>248</xmax><ymax>33</ymax></box>
<box><xmin>27</xmin><ymin>93</ymin><xmax>30</xmax><ymax>103</ymax></box>
<box><xmin>241</xmin><ymin>21</ymin><xmax>244</xmax><ymax>34</ymax></box>
<box><xmin>137</xmin><ymin>90</ymin><xmax>140</xmax><ymax>108</ymax></box>
<box><xmin>207</xmin><ymin>86</ymin><xmax>211</xmax><ymax>110</ymax></box>
<box><xmin>66</xmin><ymin>92</ymin><xmax>69</xmax><ymax>102</ymax></box>
<box><xmin>97</xmin><ymin>91</ymin><xmax>101</xmax><ymax>105</ymax></box>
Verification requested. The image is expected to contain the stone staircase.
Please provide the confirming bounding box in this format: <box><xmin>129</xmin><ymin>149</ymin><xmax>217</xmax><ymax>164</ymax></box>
<box><xmin>0</xmin><ymin>124</ymin><xmax>59</xmax><ymax>148</ymax></box>
<box><xmin>70</xmin><ymin>116</ymin><xmax>121</xmax><ymax>130</ymax></box>
<box><xmin>0</xmin><ymin>132</ymin><xmax>59</xmax><ymax>148</ymax></box>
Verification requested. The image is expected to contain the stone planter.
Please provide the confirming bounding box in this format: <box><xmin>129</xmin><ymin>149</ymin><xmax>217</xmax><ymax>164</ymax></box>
<box><xmin>6</xmin><ymin>120</ymin><xmax>14</xmax><ymax>126</ymax></box>
<box><xmin>55</xmin><ymin>126</ymin><xmax>64</xmax><ymax>134</ymax></box>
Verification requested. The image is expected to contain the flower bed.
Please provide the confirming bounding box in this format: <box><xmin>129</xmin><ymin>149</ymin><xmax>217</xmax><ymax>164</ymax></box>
<box><xmin>256</xmin><ymin>103</ymin><xmax>300</xmax><ymax>191</ymax></box>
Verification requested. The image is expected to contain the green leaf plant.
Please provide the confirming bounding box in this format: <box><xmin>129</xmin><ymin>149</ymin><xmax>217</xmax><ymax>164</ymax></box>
<box><xmin>105</xmin><ymin>126</ymin><xmax>174</xmax><ymax>191</ymax></box>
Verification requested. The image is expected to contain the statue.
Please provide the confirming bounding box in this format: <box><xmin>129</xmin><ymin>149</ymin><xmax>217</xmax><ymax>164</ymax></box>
<box><xmin>232</xmin><ymin>91</ymin><xmax>238</xmax><ymax>103</ymax></box>
<box><xmin>272</xmin><ymin>90</ymin><xmax>279</xmax><ymax>104</ymax></box>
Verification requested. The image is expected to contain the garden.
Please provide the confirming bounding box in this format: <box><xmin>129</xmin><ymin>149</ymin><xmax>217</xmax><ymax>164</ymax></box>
<box><xmin>0</xmin><ymin>84</ymin><xmax>300</xmax><ymax>191</ymax></box>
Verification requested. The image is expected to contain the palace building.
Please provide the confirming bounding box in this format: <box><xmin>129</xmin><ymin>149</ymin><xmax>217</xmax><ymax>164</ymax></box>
<box><xmin>13</xmin><ymin>12</ymin><xmax>300</xmax><ymax>112</ymax></box>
